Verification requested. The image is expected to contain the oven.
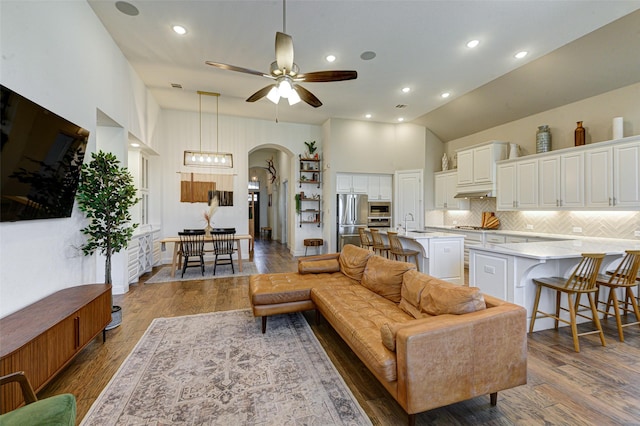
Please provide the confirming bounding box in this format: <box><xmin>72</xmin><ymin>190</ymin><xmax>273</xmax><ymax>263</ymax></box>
<box><xmin>367</xmin><ymin>217</ymin><xmax>391</xmax><ymax>228</ymax></box>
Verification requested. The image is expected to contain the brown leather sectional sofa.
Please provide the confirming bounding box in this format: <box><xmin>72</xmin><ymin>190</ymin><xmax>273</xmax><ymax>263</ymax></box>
<box><xmin>249</xmin><ymin>244</ymin><xmax>527</xmax><ymax>424</ymax></box>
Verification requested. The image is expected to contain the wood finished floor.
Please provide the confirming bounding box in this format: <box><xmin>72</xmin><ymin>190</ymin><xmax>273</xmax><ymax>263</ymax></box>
<box><xmin>40</xmin><ymin>239</ymin><xmax>640</xmax><ymax>425</ymax></box>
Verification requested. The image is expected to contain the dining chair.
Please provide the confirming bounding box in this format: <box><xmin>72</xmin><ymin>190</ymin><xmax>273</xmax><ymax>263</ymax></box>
<box><xmin>211</xmin><ymin>229</ymin><xmax>236</xmax><ymax>275</ymax></box>
<box><xmin>178</xmin><ymin>231</ymin><xmax>206</xmax><ymax>277</ymax></box>
<box><xmin>358</xmin><ymin>227</ymin><xmax>374</xmax><ymax>251</ymax></box>
<box><xmin>387</xmin><ymin>231</ymin><xmax>420</xmax><ymax>270</ymax></box>
<box><xmin>529</xmin><ymin>253</ymin><xmax>606</xmax><ymax>352</ymax></box>
<box><xmin>593</xmin><ymin>250</ymin><xmax>640</xmax><ymax>342</ymax></box>
<box><xmin>369</xmin><ymin>229</ymin><xmax>390</xmax><ymax>258</ymax></box>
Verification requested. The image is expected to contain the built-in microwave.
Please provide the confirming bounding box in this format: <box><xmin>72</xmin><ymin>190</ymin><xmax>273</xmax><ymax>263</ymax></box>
<box><xmin>368</xmin><ymin>201</ymin><xmax>391</xmax><ymax>217</ymax></box>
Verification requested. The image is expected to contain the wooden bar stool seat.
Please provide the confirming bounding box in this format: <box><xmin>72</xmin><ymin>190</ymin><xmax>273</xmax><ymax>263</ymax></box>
<box><xmin>358</xmin><ymin>227</ymin><xmax>374</xmax><ymax>251</ymax></box>
<box><xmin>388</xmin><ymin>231</ymin><xmax>420</xmax><ymax>271</ymax></box>
<box><xmin>369</xmin><ymin>229</ymin><xmax>390</xmax><ymax>258</ymax></box>
<box><xmin>304</xmin><ymin>238</ymin><xmax>323</xmax><ymax>255</ymax></box>
<box><xmin>529</xmin><ymin>253</ymin><xmax>606</xmax><ymax>352</ymax></box>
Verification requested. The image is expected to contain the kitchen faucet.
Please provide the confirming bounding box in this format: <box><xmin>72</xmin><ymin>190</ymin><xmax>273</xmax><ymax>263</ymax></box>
<box><xmin>404</xmin><ymin>213</ymin><xmax>414</xmax><ymax>233</ymax></box>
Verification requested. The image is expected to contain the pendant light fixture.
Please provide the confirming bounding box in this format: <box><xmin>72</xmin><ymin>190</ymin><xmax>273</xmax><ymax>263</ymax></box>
<box><xmin>184</xmin><ymin>91</ymin><xmax>233</xmax><ymax>168</ymax></box>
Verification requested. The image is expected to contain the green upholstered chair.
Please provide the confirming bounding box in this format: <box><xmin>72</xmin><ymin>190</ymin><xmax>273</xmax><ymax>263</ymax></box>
<box><xmin>0</xmin><ymin>371</ymin><xmax>76</xmax><ymax>426</ymax></box>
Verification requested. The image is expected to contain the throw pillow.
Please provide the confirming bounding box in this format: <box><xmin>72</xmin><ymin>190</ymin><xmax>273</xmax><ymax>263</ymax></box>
<box><xmin>398</xmin><ymin>269</ymin><xmax>429</xmax><ymax>319</ymax></box>
<box><xmin>338</xmin><ymin>244</ymin><xmax>373</xmax><ymax>282</ymax></box>
<box><xmin>298</xmin><ymin>258</ymin><xmax>340</xmax><ymax>274</ymax></box>
<box><xmin>380</xmin><ymin>317</ymin><xmax>437</xmax><ymax>352</ymax></box>
<box><xmin>420</xmin><ymin>280</ymin><xmax>486</xmax><ymax>316</ymax></box>
<box><xmin>361</xmin><ymin>255</ymin><xmax>417</xmax><ymax>303</ymax></box>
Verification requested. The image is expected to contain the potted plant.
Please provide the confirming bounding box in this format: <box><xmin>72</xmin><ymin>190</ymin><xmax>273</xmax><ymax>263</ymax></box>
<box><xmin>304</xmin><ymin>140</ymin><xmax>317</xmax><ymax>159</ymax></box>
<box><xmin>76</xmin><ymin>151</ymin><xmax>140</xmax><ymax>330</ymax></box>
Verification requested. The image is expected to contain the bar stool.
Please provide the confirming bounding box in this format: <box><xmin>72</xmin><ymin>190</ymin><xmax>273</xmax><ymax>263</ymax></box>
<box><xmin>529</xmin><ymin>253</ymin><xmax>606</xmax><ymax>352</ymax></box>
<box><xmin>358</xmin><ymin>227</ymin><xmax>374</xmax><ymax>251</ymax></box>
<box><xmin>594</xmin><ymin>250</ymin><xmax>640</xmax><ymax>342</ymax></box>
<box><xmin>388</xmin><ymin>232</ymin><xmax>420</xmax><ymax>271</ymax></box>
<box><xmin>369</xmin><ymin>229</ymin><xmax>390</xmax><ymax>258</ymax></box>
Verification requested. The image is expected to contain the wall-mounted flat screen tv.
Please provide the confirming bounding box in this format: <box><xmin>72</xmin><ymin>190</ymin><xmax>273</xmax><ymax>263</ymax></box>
<box><xmin>1</xmin><ymin>84</ymin><xmax>89</xmax><ymax>222</ymax></box>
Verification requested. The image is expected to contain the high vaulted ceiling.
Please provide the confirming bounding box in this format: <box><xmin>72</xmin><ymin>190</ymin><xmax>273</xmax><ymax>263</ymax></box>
<box><xmin>88</xmin><ymin>1</ymin><xmax>640</xmax><ymax>142</ymax></box>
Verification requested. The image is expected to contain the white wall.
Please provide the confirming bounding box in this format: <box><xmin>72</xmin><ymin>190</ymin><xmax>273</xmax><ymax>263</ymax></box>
<box><xmin>154</xmin><ymin>109</ymin><xmax>322</xmax><ymax>259</ymax></box>
<box><xmin>0</xmin><ymin>2</ymin><xmax>160</xmax><ymax>317</ymax></box>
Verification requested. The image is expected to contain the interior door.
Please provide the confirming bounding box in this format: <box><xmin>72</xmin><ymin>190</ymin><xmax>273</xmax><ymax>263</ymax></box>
<box><xmin>395</xmin><ymin>170</ymin><xmax>423</xmax><ymax>230</ymax></box>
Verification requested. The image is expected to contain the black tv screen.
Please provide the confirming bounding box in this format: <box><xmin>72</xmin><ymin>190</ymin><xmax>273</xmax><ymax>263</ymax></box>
<box><xmin>1</xmin><ymin>84</ymin><xmax>89</xmax><ymax>222</ymax></box>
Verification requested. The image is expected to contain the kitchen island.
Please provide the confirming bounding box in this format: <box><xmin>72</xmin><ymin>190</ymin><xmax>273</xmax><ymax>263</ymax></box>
<box><xmin>469</xmin><ymin>238</ymin><xmax>640</xmax><ymax>331</ymax></box>
<box><xmin>370</xmin><ymin>230</ymin><xmax>465</xmax><ymax>285</ymax></box>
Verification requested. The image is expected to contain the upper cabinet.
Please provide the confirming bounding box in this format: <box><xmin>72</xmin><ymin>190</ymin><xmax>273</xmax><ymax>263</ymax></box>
<box><xmin>336</xmin><ymin>173</ymin><xmax>370</xmax><ymax>194</ymax></box>
<box><xmin>456</xmin><ymin>141</ymin><xmax>509</xmax><ymax>196</ymax></box>
<box><xmin>435</xmin><ymin>171</ymin><xmax>469</xmax><ymax>210</ymax></box>
<box><xmin>367</xmin><ymin>175</ymin><xmax>392</xmax><ymax>201</ymax></box>
<box><xmin>496</xmin><ymin>137</ymin><xmax>639</xmax><ymax>211</ymax></box>
<box><xmin>336</xmin><ymin>173</ymin><xmax>392</xmax><ymax>200</ymax></box>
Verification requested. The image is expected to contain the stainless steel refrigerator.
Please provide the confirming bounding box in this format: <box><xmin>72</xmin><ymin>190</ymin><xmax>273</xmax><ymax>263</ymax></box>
<box><xmin>336</xmin><ymin>193</ymin><xmax>368</xmax><ymax>251</ymax></box>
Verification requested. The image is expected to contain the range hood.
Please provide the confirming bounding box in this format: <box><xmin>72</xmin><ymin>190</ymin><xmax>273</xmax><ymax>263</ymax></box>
<box><xmin>453</xmin><ymin>190</ymin><xmax>494</xmax><ymax>199</ymax></box>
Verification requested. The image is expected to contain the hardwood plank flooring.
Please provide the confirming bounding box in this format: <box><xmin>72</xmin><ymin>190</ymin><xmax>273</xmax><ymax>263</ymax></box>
<box><xmin>38</xmin><ymin>239</ymin><xmax>640</xmax><ymax>425</ymax></box>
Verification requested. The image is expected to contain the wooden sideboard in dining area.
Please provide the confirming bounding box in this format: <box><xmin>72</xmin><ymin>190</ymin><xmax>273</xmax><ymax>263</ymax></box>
<box><xmin>160</xmin><ymin>234</ymin><xmax>253</xmax><ymax>278</ymax></box>
<box><xmin>0</xmin><ymin>284</ymin><xmax>112</xmax><ymax>412</ymax></box>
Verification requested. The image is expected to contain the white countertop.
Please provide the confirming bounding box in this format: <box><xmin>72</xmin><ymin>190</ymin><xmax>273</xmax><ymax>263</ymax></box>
<box><xmin>425</xmin><ymin>225</ymin><xmax>571</xmax><ymax>240</ymax></box>
<box><xmin>372</xmin><ymin>229</ymin><xmax>465</xmax><ymax>241</ymax></box>
<box><xmin>470</xmin><ymin>237</ymin><xmax>640</xmax><ymax>260</ymax></box>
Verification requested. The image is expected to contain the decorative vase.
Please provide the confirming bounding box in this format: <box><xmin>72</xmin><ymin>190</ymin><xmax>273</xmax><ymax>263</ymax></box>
<box><xmin>509</xmin><ymin>143</ymin><xmax>520</xmax><ymax>159</ymax></box>
<box><xmin>441</xmin><ymin>153</ymin><xmax>449</xmax><ymax>171</ymax></box>
<box><xmin>613</xmin><ymin>116</ymin><xmax>624</xmax><ymax>139</ymax></box>
<box><xmin>574</xmin><ymin>121</ymin><xmax>585</xmax><ymax>146</ymax></box>
<box><xmin>536</xmin><ymin>125</ymin><xmax>551</xmax><ymax>153</ymax></box>
<box><xmin>204</xmin><ymin>224</ymin><xmax>213</xmax><ymax>236</ymax></box>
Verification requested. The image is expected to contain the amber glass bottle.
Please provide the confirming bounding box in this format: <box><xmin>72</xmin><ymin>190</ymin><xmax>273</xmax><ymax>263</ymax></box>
<box><xmin>574</xmin><ymin>121</ymin><xmax>585</xmax><ymax>146</ymax></box>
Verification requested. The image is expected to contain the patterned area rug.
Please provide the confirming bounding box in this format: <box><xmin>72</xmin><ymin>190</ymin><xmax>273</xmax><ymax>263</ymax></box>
<box><xmin>145</xmin><ymin>262</ymin><xmax>258</xmax><ymax>283</ymax></box>
<box><xmin>81</xmin><ymin>310</ymin><xmax>371</xmax><ymax>425</ymax></box>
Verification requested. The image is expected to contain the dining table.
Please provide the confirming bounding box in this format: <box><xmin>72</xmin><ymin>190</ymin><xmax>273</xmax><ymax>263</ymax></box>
<box><xmin>160</xmin><ymin>234</ymin><xmax>254</xmax><ymax>278</ymax></box>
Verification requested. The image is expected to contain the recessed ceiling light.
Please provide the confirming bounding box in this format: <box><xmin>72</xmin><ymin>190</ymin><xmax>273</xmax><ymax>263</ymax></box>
<box><xmin>172</xmin><ymin>25</ymin><xmax>187</xmax><ymax>35</ymax></box>
<box><xmin>397</xmin><ymin>118</ymin><xmax>404</xmax><ymax>122</ymax></box>
<box><xmin>360</xmin><ymin>51</ymin><xmax>376</xmax><ymax>60</ymax></box>
<box><xmin>401</xmin><ymin>87</ymin><xmax>411</xmax><ymax>93</ymax></box>
<box><xmin>365</xmin><ymin>114</ymin><xmax>372</xmax><ymax>119</ymax></box>
<box><xmin>130</xmin><ymin>143</ymin><xmax>140</xmax><ymax>148</ymax></box>
<box><xmin>115</xmin><ymin>1</ymin><xmax>139</xmax><ymax>16</ymax></box>
<box><xmin>326</xmin><ymin>54</ymin><xmax>336</xmax><ymax>62</ymax></box>
<box><xmin>514</xmin><ymin>51</ymin><xmax>528</xmax><ymax>59</ymax></box>
<box><xmin>466</xmin><ymin>39</ymin><xmax>480</xmax><ymax>48</ymax></box>
<box><xmin>441</xmin><ymin>92</ymin><xmax>451</xmax><ymax>98</ymax></box>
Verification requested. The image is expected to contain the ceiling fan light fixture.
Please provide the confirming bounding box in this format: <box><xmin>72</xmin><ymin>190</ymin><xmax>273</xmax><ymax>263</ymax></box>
<box><xmin>267</xmin><ymin>86</ymin><xmax>281</xmax><ymax>104</ymax></box>
<box><xmin>278</xmin><ymin>78</ymin><xmax>293</xmax><ymax>98</ymax></box>
<box><xmin>288</xmin><ymin>88</ymin><xmax>301</xmax><ymax>105</ymax></box>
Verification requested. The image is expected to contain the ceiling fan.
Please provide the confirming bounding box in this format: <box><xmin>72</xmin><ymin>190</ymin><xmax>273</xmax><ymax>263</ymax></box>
<box><xmin>205</xmin><ymin>0</ymin><xmax>357</xmax><ymax>108</ymax></box>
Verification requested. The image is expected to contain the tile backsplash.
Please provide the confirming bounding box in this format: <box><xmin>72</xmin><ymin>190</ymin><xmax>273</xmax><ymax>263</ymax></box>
<box><xmin>437</xmin><ymin>198</ymin><xmax>640</xmax><ymax>240</ymax></box>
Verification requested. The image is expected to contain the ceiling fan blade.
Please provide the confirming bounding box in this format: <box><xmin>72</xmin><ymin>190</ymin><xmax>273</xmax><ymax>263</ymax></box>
<box><xmin>295</xmin><ymin>70</ymin><xmax>358</xmax><ymax>83</ymax></box>
<box><xmin>246</xmin><ymin>84</ymin><xmax>276</xmax><ymax>102</ymax></box>
<box><xmin>293</xmin><ymin>84</ymin><xmax>322</xmax><ymax>108</ymax></box>
<box><xmin>275</xmin><ymin>32</ymin><xmax>294</xmax><ymax>73</ymax></box>
<box><xmin>205</xmin><ymin>61</ymin><xmax>269</xmax><ymax>78</ymax></box>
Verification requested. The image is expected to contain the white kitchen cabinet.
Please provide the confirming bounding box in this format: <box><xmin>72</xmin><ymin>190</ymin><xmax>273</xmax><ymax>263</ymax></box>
<box><xmin>585</xmin><ymin>146</ymin><xmax>613</xmax><ymax>207</ymax></box>
<box><xmin>367</xmin><ymin>174</ymin><xmax>392</xmax><ymax>201</ymax></box>
<box><xmin>434</xmin><ymin>171</ymin><xmax>469</xmax><ymax>210</ymax></box>
<box><xmin>456</xmin><ymin>141</ymin><xmax>508</xmax><ymax>189</ymax></box>
<box><xmin>496</xmin><ymin>159</ymin><xmax>537</xmax><ymax>210</ymax></box>
<box><xmin>336</xmin><ymin>173</ymin><xmax>368</xmax><ymax>193</ymax></box>
<box><xmin>538</xmin><ymin>156</ymin><xmax>561</xmax><ymax>208</ymax></box>
<box><xmin>560</xmin><ymin>152</ymin><xmax>584</xmax><ymax>208</ymax></box>
<box><xmin>613</xmin><ymin>141</ymin><xmax>640</xmax><ymax>207</ymax></box>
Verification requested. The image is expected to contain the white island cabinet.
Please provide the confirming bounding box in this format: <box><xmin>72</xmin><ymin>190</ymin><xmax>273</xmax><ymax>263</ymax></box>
<box><xmin>374</xmin><ymin>230</ymin><xmax>465</xmax><ymax>285</ymax></box>
<box><xmin>469</xmin><ymin>239</ymin><xmax>639</xmax><ymax>331</ymax></box>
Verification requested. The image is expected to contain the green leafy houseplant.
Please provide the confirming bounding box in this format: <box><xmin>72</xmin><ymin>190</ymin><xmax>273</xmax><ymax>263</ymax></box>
<box><xmin>76</xmin><ymin>151</ymin><xmax>139</xmax><ymax>326</ymax></box>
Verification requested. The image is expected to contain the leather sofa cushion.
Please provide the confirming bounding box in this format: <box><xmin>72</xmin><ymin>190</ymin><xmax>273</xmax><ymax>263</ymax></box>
<box><xmin>361</xmin><ymin>255</ymin><xmax>417</xmax><ymax>303</ymax></box>
<box><xmin>420</xmin><ymin>280</ymin><xmax>486</xmax><ymax>316</ymax></box>
<box><xmin>399</xmin><ymin>270</ymin><xmax>429</xmax><ymax>319</ymax></box>
<box><xmin>250</xmin><ymin>271</ymin><xmax>348</xmax><ymax>305</ymax></box>
<box><xmin>380</xmin><ymin>316</ymin><xmax>438</xmax><ymax>352</ymax></box>
<box><xmin>338</xmin><ymin>244</ymin><xmax>373</xmax><ymax>281</ymax></box>
<box><xmin>311</xmin><ymin>283</ymin><xmax>412</xmax><ymax>382</ymax></box>
<box><xmin>298</xmin><ymin>258</ymin><xmax>340</xmax><ymax>274</ymax></box>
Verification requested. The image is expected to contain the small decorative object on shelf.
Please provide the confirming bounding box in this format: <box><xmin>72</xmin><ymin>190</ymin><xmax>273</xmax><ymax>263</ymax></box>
<box><xmin>613</xmin><ymin>116</ymin><xmax>624</xmax><ymax>139</ymax></box>
<box><xmin>574</xmin><ymin>121</ymin><xmax>585</xmax><ymax>146</ymax></box>
<box><xmin>536</xmin><ymin>125</ymin><xmax>551</xmax><ymax>153</ymax></box>
<box><xmin>509</xmin><ymin>143</ymin><xmax>520</xmax><ymax>159</ymax></box>
<box><xmin>441</xmin><ymin>153</ymin><xmax>449</xmax><ymax>171</ymax></box>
